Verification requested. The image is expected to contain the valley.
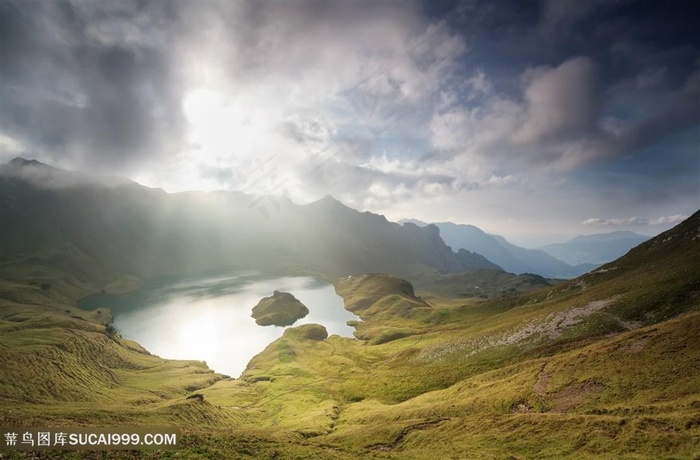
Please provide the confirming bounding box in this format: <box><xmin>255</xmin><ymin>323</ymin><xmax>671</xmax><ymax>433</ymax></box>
<box><xmin>0</xmin><ymin>160</ymin><xmax>698</xmax><ymax>459</ymax></box>
<box><xmin>78</xmin><ymin>272</ymin><xmax>355</xmax><ymax>377</ymax></box>
<box><xmin>2</xmin><ymin>1</ymin><xmax>698</xmax><ymax>458</ymax></box>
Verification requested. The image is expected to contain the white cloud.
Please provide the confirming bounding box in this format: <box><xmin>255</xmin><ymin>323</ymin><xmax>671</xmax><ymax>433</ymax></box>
<box><xmin>118</xmin><ymin>0</ymin><xmax>471</xmax><ymax>207</ymax></box>
<box><xmin>462</xmin><ymin>69</ymin><xmax>493</xmax><ymax>102</ymax></box>
<box><xmin>581</xmin><ymin>215</ymin><xmax>689</xmax><ymax>227</ymax></box>
<box><xmin>0</xmin><ymin>133</ymin><xmax>27</xmax><ymax>157</ymax></box>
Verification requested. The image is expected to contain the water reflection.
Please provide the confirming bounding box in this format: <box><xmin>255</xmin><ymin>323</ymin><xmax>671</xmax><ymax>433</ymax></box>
<box><xmin>79</xmin><ymin>273</ymin><xmax>357</xmax><ymax>377</ymax></box>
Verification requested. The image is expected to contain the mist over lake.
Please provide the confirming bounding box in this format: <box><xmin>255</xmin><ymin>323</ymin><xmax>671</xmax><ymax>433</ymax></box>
<box><xmin>79</xmin><ymin>273</ymin><xmax>357</xmax><ymax>377</ymax></box>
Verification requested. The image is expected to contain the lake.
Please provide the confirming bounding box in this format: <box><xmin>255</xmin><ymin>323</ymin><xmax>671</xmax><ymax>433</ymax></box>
<box><xmin>78</xmin><ymin>272</ymin><xmax>358</xmax><ymax>377</ymax></box>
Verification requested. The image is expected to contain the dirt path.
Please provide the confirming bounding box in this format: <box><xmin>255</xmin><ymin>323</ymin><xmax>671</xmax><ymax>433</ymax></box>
<box><xmin>367</xmin><ymin>418</ymin><xmax>449</xmax><ymax>451</ymax></box>
<box><xmin>533</xmin><ymin>362</ymin><xmax>549</xmax><ymax>396</ymax></box>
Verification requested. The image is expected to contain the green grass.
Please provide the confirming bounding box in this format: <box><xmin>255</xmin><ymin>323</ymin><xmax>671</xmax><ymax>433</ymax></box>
<box><xmin>1</xmin><ymin>217</ymin><xmax>699</xmax><ymax>458</ymax></box>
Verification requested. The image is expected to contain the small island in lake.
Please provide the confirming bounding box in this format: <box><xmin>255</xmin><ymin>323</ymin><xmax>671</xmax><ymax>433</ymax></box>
<box><xmin>251</xmin><ymin>290</ymin><xmax>310</xmax><ymax>326</ymax></box>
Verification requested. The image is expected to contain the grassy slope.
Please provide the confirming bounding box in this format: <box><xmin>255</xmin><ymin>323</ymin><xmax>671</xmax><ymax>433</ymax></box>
<box><xmin>200</xmin><ymin>216</ymin><xmax>700</xmax><ymax>458</ymax></box>
<box><xmin>0</xmin><ymin>250</ymin><xmax>231</xmax><ymax>430</ymax></box>
<box><xmin>1</xmin><ymin>215</ymin><xmax>699</xmax><ymax>459</ymax></box>
<box><xmin>408</xmin><ymin>265</ymin><xmax>555</xmax><ymax>299</ymax></box>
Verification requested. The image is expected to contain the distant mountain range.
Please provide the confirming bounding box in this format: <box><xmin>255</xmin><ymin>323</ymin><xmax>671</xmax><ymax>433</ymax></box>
<box><xmin>0</xmin><ymin>158</ymin><xmax>656</xmax><ymax>283</ymax></box>
<box><xmin>0</xmin><ymin>158</ymin><xmax>499</xmax><ymax>284</ymax></box>
<box><xmin>539</xmin><ymin>231</ymin><xmax>650</xmax><ymax>265</ymax></box>
<box><xmin>399</xmin><ymin>219</ymin><xmax>644</xmax><ymax>279</ymax></box>
<box><xmin>1</xmin><ymin>158</ymin><xmax>698</xmax><ymax>458</ymax></box>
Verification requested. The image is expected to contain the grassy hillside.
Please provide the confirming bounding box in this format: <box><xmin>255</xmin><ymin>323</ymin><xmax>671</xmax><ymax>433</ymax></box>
<box><xmin>0</xmin><ymin>285</ymin><xmax>229</xmax><ymax>429</ymax></box>
<box><xmin>407</xmin><ymin>266</ymin><xmax>555</xmax><ymax>299</ymax></box>
<box><xmin>0</xmin><ymin>213</ymin><xmax>698</xmax><ymax>458</ymax></box>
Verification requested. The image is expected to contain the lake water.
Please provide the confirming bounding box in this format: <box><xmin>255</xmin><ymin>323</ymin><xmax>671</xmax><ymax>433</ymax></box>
<box><xmin>78</xmin><ymin>272</ymin><xmax>357</xmax><ymax>377</ymax></box>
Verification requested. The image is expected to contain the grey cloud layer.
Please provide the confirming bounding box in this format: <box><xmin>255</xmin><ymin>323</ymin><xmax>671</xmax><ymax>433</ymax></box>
<box><xmin>1</xmin><ymin>0</ymin><xmax>697</xmax><ymax>234</ymax></box>
<box><xmin>0</xmin><ymin>1</ymin><xmax>186</xmax><ymax>173</ymax></box>
<box><xmin>582</xmin><ymin>215</ymin><xmax>689</xmax><ymax>227</ymax></box>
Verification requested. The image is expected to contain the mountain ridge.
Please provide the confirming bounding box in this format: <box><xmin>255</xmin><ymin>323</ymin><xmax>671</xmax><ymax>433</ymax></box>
<box><xmin>2</xmin><ymin>156</ymin><xmax>138</xmax><ymax>190</ymax></box>
<box><xmin>401</xmin><ymin>219</ymin><xmax>595</xmax><ymax>278</ymax></box>
<box><xmin>0</xmin><ymin>159</ymin><xmax>499</xmax><ymax>283</ymax></box>
<box><xmin>0</xmin><ymin>159</ymin><xmax>698</xmax><ymax>458</ymax></box>
<box><xmin>540</xmin><ymin>231</ymin><xmax>650</xmax><ymax>265</ymax></box>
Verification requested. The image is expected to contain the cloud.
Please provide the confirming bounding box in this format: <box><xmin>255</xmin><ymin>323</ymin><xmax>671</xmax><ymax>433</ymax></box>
<box><xmin>540</xmin><ymin>0</ymin><xmax>613</xmax><ymax>34</ymax></box>
<box><xmin>0</xmin><ymin>158</ymin><xmax>131</xmax><ymax>190</ymax></box>
<box><xmin>429</xmin><ymin>53</ymin><xmax>698</xmax><ymax>179</ymax></box>
<box><xmin>298</xmin><ymin>154</ymin><xmax>475</xmax><ymax>212</ymax></box>
<box><xmin>0</xmin><ymin>1</ymin><xmax>186</xmax><ymax>173</ymax></box>
<box><xmin>465</xmin><ymin>69</ymin><xmax>492</xmax><ymax>100</ymax></box>
<box><xmin>614</xmin><ymin>70</ymin><xmax>700</xmax><ymax>153</ymax></box>
<box><xmin>153</xmin><ymin>1</ymin><xmax>469</xmax><ymax>203</ymax></box>
<box><xmin>429</xmin><ymin>57</ymin><xmax>608</xmax><ymax>176</ymax></box>
<box><xmin>1</xmin><ymin>0</ymin><xmax>697</xmax><ymax>237</ymax></box>
<box><xmin>514</xmin><ymin>57</ymin><xmax>599</xmax><ymax>144</ymax></box>
<box><xmin>0</xmin><ymin>133</ymin><xmax>27</xmax><ymax>157</ymax></box>
<box><xmin>581</xmin><ymin>215</ymin><xmax>689</xmax><ymax>227</ymax></box>
<box><xmin>2</xmin><ymin>1</ymin><xmax>465</xmax><ymax>190</ymax></box>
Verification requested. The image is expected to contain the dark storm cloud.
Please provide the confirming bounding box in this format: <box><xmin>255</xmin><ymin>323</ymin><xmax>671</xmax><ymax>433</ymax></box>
<box><xmin>437</xmin><ymin>0</ymin><xmax>699</xmax><ymax>93</ymax></box>
<box><xmin>431</xmin><ymin>0</ymin><xmax>698</xmax><ymax>163</ymax></box>
<box><xmin>0</xmin><ymin>1</ymin><xmax>185</xmax><ymax>173</ymax></box>
<box><xmin>536</xmin><ymin>0</ymin><xmax>700</xmax><ymax>177</ymax></box>
<box><xmin>614</xmin><ymin>71</ymin><xmax>699</xmax><ymax>154</ymax></box>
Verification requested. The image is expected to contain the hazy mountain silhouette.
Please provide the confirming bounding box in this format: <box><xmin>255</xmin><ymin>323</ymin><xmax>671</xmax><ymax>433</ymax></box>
<box><xmin>540</xmin><ymin>231</ymin><xmax>650</xmax><ymax>265</ymax></box>
<box><xmin>0</xmin><ymin>158</ymin><xmax>499</xmax><ymax>281</ymax></box>
<box><xmin>400</xmin><ymin>219</ymin><xmax>598</xmax><ymax>278</ymax></box>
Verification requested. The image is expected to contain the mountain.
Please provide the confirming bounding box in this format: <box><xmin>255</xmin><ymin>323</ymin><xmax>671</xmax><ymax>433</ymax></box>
<box><xmin>0</xmin><ymin>158</ymin><xmax>499</xmax><ymax>284</ymax></box>
<box><xmin>1</xmin><ymin>157</ymin><xmax>698</xmax><ymax>458</ymax></box>
<box><xmin>487</xmin><ymin>233</ymin><xmax>598</xmax><ymax>278</ymax></box>
<box><xmin>409</xmin><ymin>267</ymin><xmax>554</xmax><ymax>299</ymax></box>
<box><xmin>225</xmin><ymin>211</ymin><xmax>699</xmax><ymax>458</ymax></box>
<box><xmin>403</xmin><ymin>220</ymin><xmax>595</xmax><ymax>278</ymax></box>
<box><xmin>539</xmin><ymin>231</ymin><xmax>650</xmax><ymax>265</ymax></box>
<box><xmin>398</xmin><ymin>218</ymin><xmax>429</xmax><ymax>226</ymax></box>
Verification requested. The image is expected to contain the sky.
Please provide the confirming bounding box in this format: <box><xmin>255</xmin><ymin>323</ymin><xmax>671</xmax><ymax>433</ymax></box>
<box><xmin>1</xmin><ymin>0</ymin><xmax>698</xmax><ymax>247</ymax></box>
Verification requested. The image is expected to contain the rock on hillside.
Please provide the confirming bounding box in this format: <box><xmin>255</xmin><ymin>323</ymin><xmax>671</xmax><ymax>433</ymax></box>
<box><xmin>284</xmin><ymin>324</ymin><xmax>329</xmax><ymax>340</ymax></box>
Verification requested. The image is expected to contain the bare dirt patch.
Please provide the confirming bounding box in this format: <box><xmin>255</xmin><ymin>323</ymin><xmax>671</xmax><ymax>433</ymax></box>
<box><xmin>533</xmin><ymin>362</ymin><xmax>550</xmax><ymax>396</ymax></box>
<box><xmin>548</xmin><ymin>380</ymin><xmax>606</xmax><ymax>412</ymax></box>
<box><xmin>366</xmin><ymin>418</ymin><xmax>449</xmax><ymax>451</ymax></box>
<box><xmin>417</xmin><ymin>297</ymin><xmax>620</xmax><ymax>363</ymax></box>
<box><xmin>624</xmin><ymin>337</ymin><xmax>648</xmax><ymax>352</ymax></box>
<box><xmin>505</xmin><ymin>297</ymin><xmax>621</xmax><ymax>344</ymax></box>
